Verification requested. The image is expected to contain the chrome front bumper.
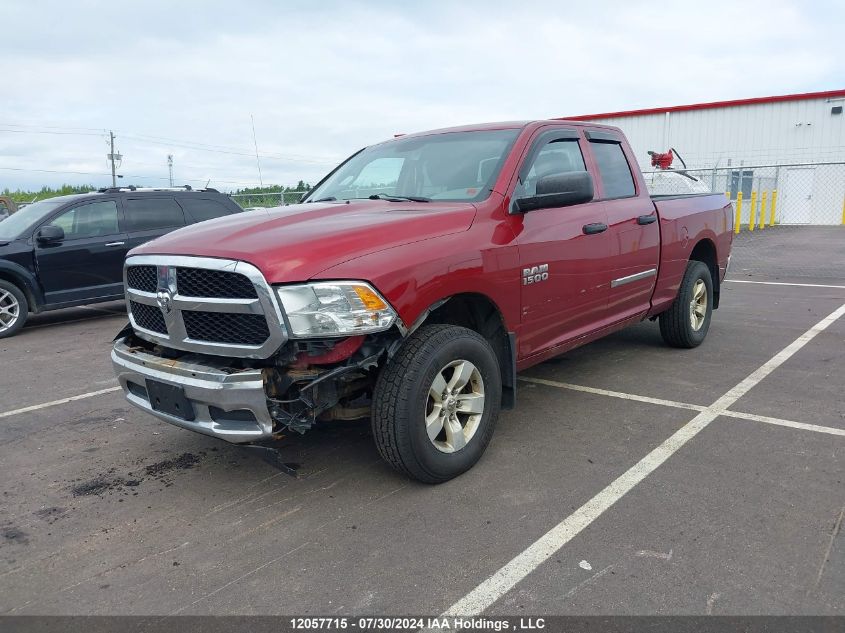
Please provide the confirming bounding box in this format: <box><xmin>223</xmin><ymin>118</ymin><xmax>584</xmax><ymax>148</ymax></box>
<box><xmin>111</xmin><ymin>337</ymin><xmax>274</xmax><ymax>443</ymax></box>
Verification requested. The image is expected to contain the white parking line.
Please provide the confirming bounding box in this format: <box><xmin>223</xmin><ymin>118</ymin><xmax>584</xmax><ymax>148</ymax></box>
<box><xmin>442</xmin><ymin>302</ymin><xmax>845</xmax><ymax>617</ymax></box>
<box><xmin>0</xmin><ymin>386</ymin><xmax>120</xmax><ymax>419</ymax></box>
<box><xmin>520</xmin><ymin>377</ymin><xmax>845</xmax><ymax>438</ymax></box>
<box><xmin>725</xmin><ymin>409</ymin><xmax>845</xmax><ymax>437</ymax></box>
<box><xmin>726</xmin><ymin>279</ymin><xmax>845</xmax><ymax>289</ymax></box>
<box><xmin>519</xmin><ymin>377</ymin><xmax>706</xmax><ymax>412</ymax></box>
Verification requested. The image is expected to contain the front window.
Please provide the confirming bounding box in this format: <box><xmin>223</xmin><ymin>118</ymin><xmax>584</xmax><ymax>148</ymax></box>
<box><xmin>305</xmin><ymin>129</ymin><xmax>520</xmax><ymax>203</ymax></box>
<box><xmin>50</xmin><ymin>200</ymin><xmax>120</xmax><ymax>239</ymax></box>
<box><xmin>0</xmin><ymin>199</ymin><xmax>64</xmax><ymax>241</ymax></box>
<box><xmin>515</xmin><ymin>138</ymin><xmax>586</xmax><ymax>198</ymax></box>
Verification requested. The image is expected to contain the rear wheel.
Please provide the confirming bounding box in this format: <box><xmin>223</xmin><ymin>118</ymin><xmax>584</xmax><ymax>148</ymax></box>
<box><xmin>659</xmin><ymin>260</ymin><xmax>713</xmax><ymax>348</ymax></box>
<box><xmin>371</xmin><ymin>324</ymin><xmax>501</xmax><ymax>483</ymax></box>
<box><xmin>0</xmin><ymin>280</ymin><xmax>28</xmax><ymax>339</ymax></box>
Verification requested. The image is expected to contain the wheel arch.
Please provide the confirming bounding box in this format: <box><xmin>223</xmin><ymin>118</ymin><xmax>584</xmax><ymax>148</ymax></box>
<box><xmin>688</xmin><ymin>238</ymin><xmax>720</xmax><ymax>309</ymax></box>
<box><xmin>0</xmin><ymin>263</ymin><xmax>42</xmax><ymax>312</ymax></box>
<box><xmin>413</xmin><ymin>292</ymin><xmax>516</xmax><ymax>409</ymax></box>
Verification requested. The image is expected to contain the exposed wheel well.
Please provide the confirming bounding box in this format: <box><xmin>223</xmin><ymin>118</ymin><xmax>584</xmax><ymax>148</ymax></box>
<box><xmin>422</xmin><ymin>293</ymin><xmax>516</xmax><ymax>408</ymax></box>
<box><xmin>689</xmin><ymin>239</ymin><xmax>720</xmax><ymax>309</ymax></box>
<box><xmin>0</xmin><ymin>271</ymin><xmax>36</xmax><ymax>312</ymax></box>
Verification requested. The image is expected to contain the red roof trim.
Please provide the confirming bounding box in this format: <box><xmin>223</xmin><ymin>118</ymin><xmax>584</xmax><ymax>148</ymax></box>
<box><xmin>562</xmin><ymin>89</ymin><xmax>845</xmax><ymax>121</ymax></box>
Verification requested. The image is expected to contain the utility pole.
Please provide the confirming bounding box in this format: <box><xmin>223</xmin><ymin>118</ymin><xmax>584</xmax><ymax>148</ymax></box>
<box><xmin>106</xmin><ymin>131</ymin><xmax>122</xmax><ymax>187</ymax></box>
<box><xmin>167</xmin><ymin>154</ymin><xmax>174</xmax><ymax>186</ymax></box>
<box><xmin>250</xmin><ymin>114</ymin><xmax>264</xmax><ymax>187</ymax></box>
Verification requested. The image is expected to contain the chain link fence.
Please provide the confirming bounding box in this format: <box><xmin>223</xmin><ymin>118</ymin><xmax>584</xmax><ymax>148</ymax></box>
<box><xmin>230</xmin><ymin>191</ymin><xmax>309</xmax><ymax>210</ymax></box>
<box><xmin>643</xmin><ymin>161</ymin><xmax>845</xmax><ymax>229</ymax></box>
<box><xmin>230</xmin><ymin>163</ymin><xmax>845</xmax><ymax>229</ymax></box>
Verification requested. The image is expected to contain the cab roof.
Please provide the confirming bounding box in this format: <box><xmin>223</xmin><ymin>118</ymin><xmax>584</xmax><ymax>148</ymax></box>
<box><xmin>386</xmin><ymin>119</ymin><xmax>620</xmax><ymax>142</ymax></box>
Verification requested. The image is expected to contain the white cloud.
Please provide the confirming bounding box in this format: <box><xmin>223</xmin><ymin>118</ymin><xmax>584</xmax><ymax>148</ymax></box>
<box><xmin>0</xmin><ymin>0</ymin><xmax>841</xmax><ymax>191</ymax></box>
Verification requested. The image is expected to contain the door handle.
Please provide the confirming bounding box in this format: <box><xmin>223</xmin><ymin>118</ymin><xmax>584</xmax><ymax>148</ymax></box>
<box><xmin>637</xmin><ymin>214</ymin><xmax>657</xmax><ymax>225</ymax></box>
<box><xmin>582</xmin><ymin>223</ymin><xmax>608</xmax><ymax>235</ymax></box>
<box><xmin>105</xmin><ymin>241</ymin><xmax>126</xmax><ymax>247</ymax></box>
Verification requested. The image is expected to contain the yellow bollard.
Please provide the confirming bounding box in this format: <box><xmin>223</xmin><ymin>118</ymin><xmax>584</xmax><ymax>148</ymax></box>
<box><xmin>759</xmin><ymin>191</ymin><xmax>768</xmax><ymax>230</ymax></box>
<box><xmin>769</xmin><ymin>190</ymin><xmax>777</xmax><ymax>226</ymax></box>
<box><xmin>734</xmin><ymin>191</ymin><xmax>743</xmax><ymax>234</ymax></box>
<box><xmin>842</xmin><ymin>195</ymin><xmax>845</xmax><ymax>225</ymax></box>
<box><xmin>749</xmin><ymin>191</ymin><xmax>757</xmax><ymax>231</ymax></box>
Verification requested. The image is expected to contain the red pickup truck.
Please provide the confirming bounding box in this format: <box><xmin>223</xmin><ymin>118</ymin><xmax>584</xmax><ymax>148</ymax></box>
<box><xmin>112</xmin><ymin>120</ymin><xmax>732</xmax><ymax>483</ymax></box>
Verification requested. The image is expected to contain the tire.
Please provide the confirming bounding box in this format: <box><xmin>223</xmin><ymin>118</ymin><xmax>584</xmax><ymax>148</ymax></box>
<box><xmin>372</xmin><ymin>324</ymin><xmax>502</xmax><ymax>484</ymax></box>
<box><xmin>0</xmin><ymin>280</ymin><xmax>28</xmax><ymax>339</ymax></box>
<box><xmin>659</xmin><ymin>260</ymin><xmax>713</xmax><ymax>348</ymax></box>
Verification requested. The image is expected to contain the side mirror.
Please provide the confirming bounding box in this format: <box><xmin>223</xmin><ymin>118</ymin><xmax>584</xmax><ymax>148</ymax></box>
<box><xmin>37</xmin><ymin>225</ymin><xmax>65</xmax><ymax>244</ymax></box>
<box><xmin>514</xmin><ymin>171</ymin><xmax>594</xmax><ymax>213</ymax></box>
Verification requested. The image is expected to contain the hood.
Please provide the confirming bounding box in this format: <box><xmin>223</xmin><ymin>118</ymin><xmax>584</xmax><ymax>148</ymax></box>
<box><xmin>132</xmin><ymin>200</ymin><xmax>477</xmax><ymax>282</ymax></box>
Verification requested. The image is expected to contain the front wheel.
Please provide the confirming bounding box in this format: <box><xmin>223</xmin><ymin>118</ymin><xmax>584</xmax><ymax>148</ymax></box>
<box><xmin>371</xmin><ymin>324</ymin><xmax>502</xmax><ymax>483</ymax></box>
<box><xmin>659</xmin><ymin>260</ymin><xmax>713</xmax><ymax>348</ymax></box>
<box><xmin>0</xmin><ymin>280</ymin><xmax>28</xmax><ymax>339</ymax></box>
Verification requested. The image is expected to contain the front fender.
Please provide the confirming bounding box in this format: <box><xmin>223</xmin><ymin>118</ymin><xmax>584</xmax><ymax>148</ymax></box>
<box><xmin>311</xmin><ymin>224</ymin><xmax>521</xmax><ymax>332</ymax></box>
<box><xmin>0</xmin><ymin>259</ymin><xmax>43</xmax><ymax>311</ymax></box>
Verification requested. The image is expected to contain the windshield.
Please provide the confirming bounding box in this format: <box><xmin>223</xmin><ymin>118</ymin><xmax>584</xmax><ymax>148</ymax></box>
<box><xmin>305</xmin><ymin>129</ymin><xmax>520</xmax><ymax>203</ymax></box>
<box><xmin>0</xmin><ymin>199</ymin><xmax>65</xmax><ymax>241</ymax></box>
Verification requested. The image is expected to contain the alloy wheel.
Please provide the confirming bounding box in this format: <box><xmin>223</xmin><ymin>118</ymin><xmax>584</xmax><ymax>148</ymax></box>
<box><xmin>425</xmin><ymin>359</ymin><xmax>485</xmax><ymax>453</ymax></box>
<box><xmin>0</xmin><ymin>289</ymin><xmax>20</xmax><ymax>334</ymax></box>
<box><xmin>689</xmin><ymin>278</ymin><xmax>707</xmax><ymax>331</ymax></box>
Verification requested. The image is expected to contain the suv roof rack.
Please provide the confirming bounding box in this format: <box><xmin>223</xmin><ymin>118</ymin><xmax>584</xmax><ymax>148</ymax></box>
<box><xmin>96</xmin><ymin>185</ymin><xmax>220</xmax><ymax>194</ymax></box>
<box><xmin>97</xmin><ymin>185</ymin><xmax>137</xmax><ymax>193</ymax></box>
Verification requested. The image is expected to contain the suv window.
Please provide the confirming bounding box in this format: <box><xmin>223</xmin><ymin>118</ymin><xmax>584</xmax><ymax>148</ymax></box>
<box><xmin>178</xmin><ymin>197</ymin><xmax>234</xmax><ymax>223</ymax></box>
<box><xmin>50</xmin><ymin>200</ymin><xmax>120</xmax><ymax>239</ymax></box>
<box><xmin>124</xmin><ymin>197</ymin><xmax>186</xmax><ymax>231</ymax></box>
<box><xmin>517</xmin><ymin>138</ymin><xmax>586</xmax><ymax>197</ymax></box>
<box><xmin>589</xmin><ymin>141</ymin><xmax>636</xmax><ymax>198</ymax></box>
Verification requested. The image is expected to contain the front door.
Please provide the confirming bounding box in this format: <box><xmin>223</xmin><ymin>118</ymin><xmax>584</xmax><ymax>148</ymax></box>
<box><xmin>35</xmin><ymin>199</ymin><xmax>129</xmax><ymax>305</ymax></box>
<box><xmin>514</xmin><ymin>129</ymin><xmax>611</xmax><ymax>358</ymax></box>
<box><xmin>780</xmin><ymin>168</ymin><xmax>815</xmax><ymax>224</ymax></box>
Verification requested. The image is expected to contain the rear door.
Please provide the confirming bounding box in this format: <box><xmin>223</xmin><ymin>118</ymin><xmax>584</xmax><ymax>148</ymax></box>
<box><xmin>35</xmin><ymin>198</ymin><xmax>128</xmax><ymax>304</ymax></box>
<box><xmin>122</xmin><ymin>196</ymin><xmax>187</xmax><ymax>251</ymax></box>
<box><xmin>585</xmin><ymin>130</ymin><xmax>660</xmax><ymax>321</ymax></box>
<box><xmin>514</xmin><ymin>128</ymin><xmax>612</xmax><ymax>357</ymax></box>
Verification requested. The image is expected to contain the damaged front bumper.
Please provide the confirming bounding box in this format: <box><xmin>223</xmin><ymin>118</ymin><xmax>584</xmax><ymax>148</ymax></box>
<box><xmin>112</xmin><ymin>336</ymin><xmax>275</xmax><ymax>443</ymax></box>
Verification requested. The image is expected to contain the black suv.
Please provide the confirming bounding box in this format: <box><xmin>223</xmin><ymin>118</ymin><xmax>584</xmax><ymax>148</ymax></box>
<box><xmin>0</xmin><ymin>186</ymin><xmax>244</xmax><ymax>338</ymax></box>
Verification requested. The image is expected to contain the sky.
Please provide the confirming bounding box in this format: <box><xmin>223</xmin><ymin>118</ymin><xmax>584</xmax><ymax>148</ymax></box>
<box><xmin>1</xmin><ymin>0</ymin><xmax>842</xmax><ymax>193</ymax></box>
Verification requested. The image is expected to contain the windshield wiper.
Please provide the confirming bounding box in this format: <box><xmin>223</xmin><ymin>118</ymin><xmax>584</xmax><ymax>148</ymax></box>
<box><xmin>367</xmin><ymin>194</ymin><xmax>430</xmax><ymax>202</ymax></box>
<box><xmin>309</xmin><ymin>196</ymin><xmax>337</xmax><ymax>203</ymax></box>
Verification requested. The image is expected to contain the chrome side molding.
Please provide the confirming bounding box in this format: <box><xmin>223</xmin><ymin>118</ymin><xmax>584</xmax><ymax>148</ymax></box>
<box><xmin>611</xmin><ymin>268</ymin><xmax>657</xmax><ymax>288</ymax></box>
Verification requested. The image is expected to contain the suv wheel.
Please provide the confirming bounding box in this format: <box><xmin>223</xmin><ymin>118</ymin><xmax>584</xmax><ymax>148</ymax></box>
<box><xmin>371</xmin><ymin>324</ymin><xmax>502</xmax><ymax>483</ymax></box>
<box><xmin>0</xmin><ymin>280</ymin><xmax>28</xmax><ymax>339</ymax></box>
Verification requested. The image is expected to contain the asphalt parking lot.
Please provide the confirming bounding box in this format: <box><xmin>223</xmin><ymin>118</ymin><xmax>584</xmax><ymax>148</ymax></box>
<box><xmin>1</xmin><ymin>227</ymin><xmax>843</xmax><ymax>616</ymax></box>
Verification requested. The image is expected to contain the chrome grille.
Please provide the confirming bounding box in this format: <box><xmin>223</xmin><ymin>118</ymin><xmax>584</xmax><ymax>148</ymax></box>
<box><xmin>124</xmin><ymin>255</ymin><xmax>287</xmax><ymax>359</ymax></box>
<box><xmin>129</xmin><ymin>300</ymin><xmax>167</xmax><ymax>334</ymax></box>
<box><xmin>176</xmin><ymin>268</ymin><xmax>257</xmax><ymax>299</ymax></box>
<box><xmin>183</xmin><ymin>311</ymin><xmax>270</xmax><ymax>344</ymax></box>
<box><xmin>126</xmin><ymin>265</ymin><xmax>157</xmax><ymax>293</ymax></box>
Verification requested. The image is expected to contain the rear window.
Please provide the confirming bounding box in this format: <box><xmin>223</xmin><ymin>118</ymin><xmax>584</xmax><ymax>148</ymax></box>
<box><xmin>124</xmin><ymin>198</ymin><xmax>186</xmax><ymax>231</ymax></box>
<box><xmin>179</xmin><ymin>197</ymin><xmax>235</xmax><ymax>223</ymax></box>
<box><xmin>589</xmin><ymin>141</ymin><xmax>636</xmax><ymax>198</ymax></box>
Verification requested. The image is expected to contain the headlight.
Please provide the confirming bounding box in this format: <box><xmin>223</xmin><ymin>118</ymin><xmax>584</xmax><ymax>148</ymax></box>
<box><xmin>275</xmin><ymin>281</ymin><xmax>397</xmax><ymax>338</ymax></box>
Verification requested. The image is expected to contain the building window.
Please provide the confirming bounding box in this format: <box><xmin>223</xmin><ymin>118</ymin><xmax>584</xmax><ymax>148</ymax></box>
<box><xmin>728</xmin><ymin>170</ymin><xmax>753</xmax><ymax>200</ymax></box>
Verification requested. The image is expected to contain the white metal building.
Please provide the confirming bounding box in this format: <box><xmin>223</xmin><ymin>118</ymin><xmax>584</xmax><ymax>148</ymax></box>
<box><xmin>565</xmin><ymin>89</ymin><xmax>845</xmax><ymax>225</ymax></box>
